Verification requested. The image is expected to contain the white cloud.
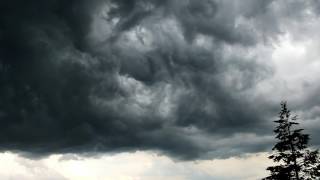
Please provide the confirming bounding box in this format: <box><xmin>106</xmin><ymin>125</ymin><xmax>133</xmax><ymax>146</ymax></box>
<box><xmin>0</xmin><ymin>151</ymin><xmax>272</xmax><ymax>180</ymax></box>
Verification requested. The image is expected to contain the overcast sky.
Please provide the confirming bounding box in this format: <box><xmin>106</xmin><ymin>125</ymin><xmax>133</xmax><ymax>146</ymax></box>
<box><xmin>1</xmin><ymin>0</ymin><xmax>320</xmax><ymax>179</ymax></box>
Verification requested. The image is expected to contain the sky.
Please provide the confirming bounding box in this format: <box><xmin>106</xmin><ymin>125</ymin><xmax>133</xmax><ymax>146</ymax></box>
<box><xmin>0</xmin><ymin>0</ymin><xmax>320</xmax><ymax>179</ymax></box>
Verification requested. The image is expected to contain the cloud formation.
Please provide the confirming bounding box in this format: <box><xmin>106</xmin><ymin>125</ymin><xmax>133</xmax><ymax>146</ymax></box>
<box><xmin>0</xmin><ymin>151</ymin><xmax>271</xmax><ymax>180</ymax></box>
<box><xmin>0</xmin><ymin>0</ymin><xmax>320</xmax><ymax>159</ymax></box>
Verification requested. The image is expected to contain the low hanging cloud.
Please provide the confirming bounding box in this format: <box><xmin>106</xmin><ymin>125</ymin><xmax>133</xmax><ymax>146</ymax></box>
<box><xmin>1</xmin><ymin>0</ymin><xmax>320</xmax><ymax>160</ymax></box>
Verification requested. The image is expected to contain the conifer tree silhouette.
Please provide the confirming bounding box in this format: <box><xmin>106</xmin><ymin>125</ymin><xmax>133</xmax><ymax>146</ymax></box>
<box><xmin>263</xmin><ymin>102</ymin><xmax>320</xmax><ymax>180</ymax></box>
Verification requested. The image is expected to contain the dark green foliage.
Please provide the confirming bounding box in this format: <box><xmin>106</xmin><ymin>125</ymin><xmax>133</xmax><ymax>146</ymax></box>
<box><xmin>263</xmin><ymin>102</ymin><xmax>320</xmax><ymax>180</ymax></box>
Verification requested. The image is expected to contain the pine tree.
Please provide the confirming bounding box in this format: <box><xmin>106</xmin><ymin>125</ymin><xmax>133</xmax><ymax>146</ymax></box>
<box><xmin>263</xmin><ymin>102</ymin><xmax>320</xmax><ymax>180</ymax></box>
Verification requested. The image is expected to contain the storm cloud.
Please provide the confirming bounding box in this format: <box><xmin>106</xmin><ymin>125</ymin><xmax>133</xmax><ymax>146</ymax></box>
<box><xmin>0</xmin><ymin>0</ymin><xmax>319</xmax><ymax>160</ymax></box>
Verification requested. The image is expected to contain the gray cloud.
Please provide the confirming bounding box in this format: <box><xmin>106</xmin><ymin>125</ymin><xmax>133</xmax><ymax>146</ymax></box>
<box><xmin>0</xmin><ymin>0</ymin><xmax>319</xmax><ymax>160</ymax></box>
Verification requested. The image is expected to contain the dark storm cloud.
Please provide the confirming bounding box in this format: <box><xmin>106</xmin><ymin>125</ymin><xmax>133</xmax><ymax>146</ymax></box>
<box><xmin>172</xmin><ymin>0</ymin><xmax>256</xmax><ymax>45</ymax></box>
<box><xmin>0</xmin><ymin>0</ymin><xmax>319</xmax><ymax>160</ymax></box>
